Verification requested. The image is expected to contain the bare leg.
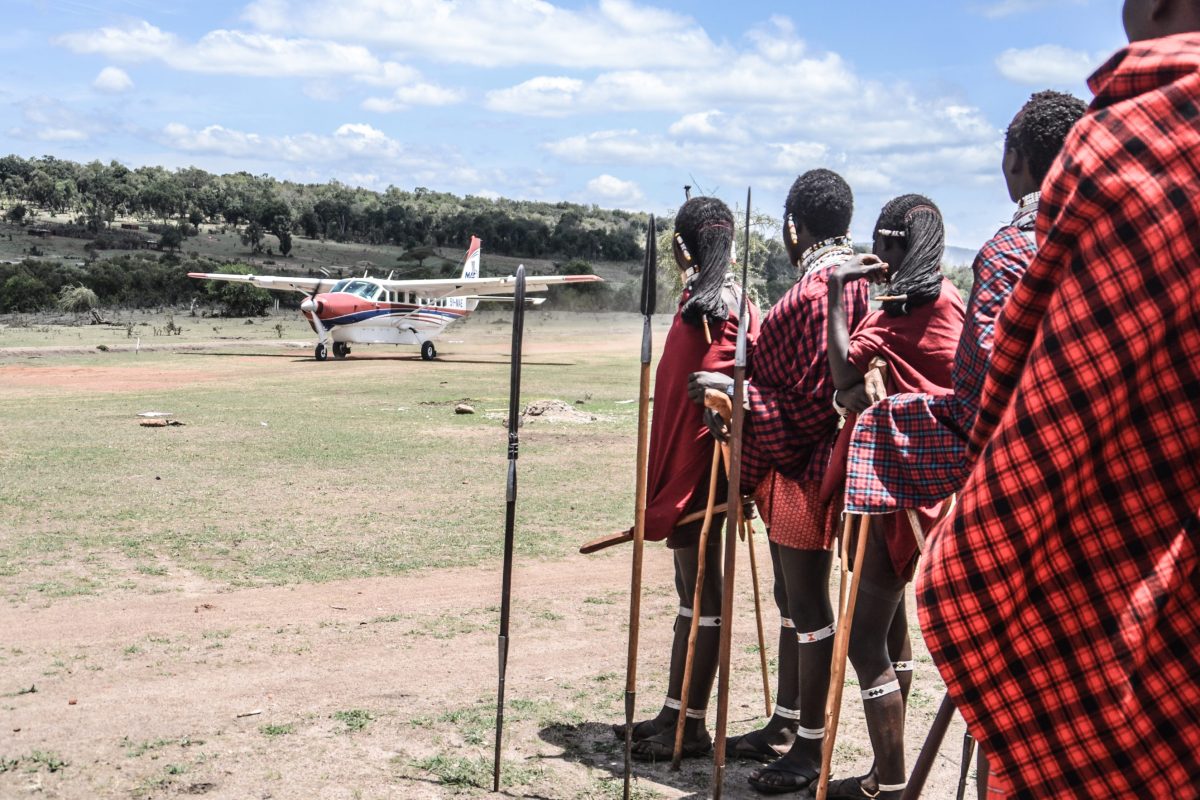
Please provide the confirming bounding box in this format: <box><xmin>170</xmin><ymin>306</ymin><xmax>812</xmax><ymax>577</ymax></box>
<box><xmin>747</xmin><ymin>544</ymin><xmax>834</xmax><ymax>790</ymax></box>
<box><xmin>727</xmin><ymin>541</ymin><xmax>801</xmax><ymax>760</ymax></box>
<box><xmin>842</xmin><ymin>518</ymin><xmax>907</xmax><ymax>799</ymax></box>
<box><xmin>631</xmin><ymin>530</ymin><xmax>723</xmax><ymax>759</ymax></box>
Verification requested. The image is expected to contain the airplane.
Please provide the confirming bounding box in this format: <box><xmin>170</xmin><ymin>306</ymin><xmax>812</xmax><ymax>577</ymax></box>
<box><xmin>188</xmin><ymin>237</ymin><xmax>601</xmax><ymax>361</ymax></box>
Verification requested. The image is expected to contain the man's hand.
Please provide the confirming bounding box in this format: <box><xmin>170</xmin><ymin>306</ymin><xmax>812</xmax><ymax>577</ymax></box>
<box><xmin>835</xmin><ymin>383</ymin><xmax>872</xmax><ymax>414</ymax></box>
<box><xmin>688</xmin><ymin>371</ymin><xmax>733</xmax><ymax>405</ymax></box>
<box><xmin>831</xmin><ymin>254</ymin><xmax>889</xmax><ymax>285</ymax></box>
<box><xmin>704</xmin><ymin>407</ymin><xmax>730</xmax><ymax>442</ymax></box>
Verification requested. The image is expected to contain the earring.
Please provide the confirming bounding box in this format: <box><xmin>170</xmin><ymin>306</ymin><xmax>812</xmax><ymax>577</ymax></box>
<box><xmin>675</xmin><ymin>233</ymin><xmax>692</xmax><ymax>262</ymax></box>
<box><xmin>787</xmin><ymin>214</ymin><xmax>799</xmax><ymax>246</ymax></box>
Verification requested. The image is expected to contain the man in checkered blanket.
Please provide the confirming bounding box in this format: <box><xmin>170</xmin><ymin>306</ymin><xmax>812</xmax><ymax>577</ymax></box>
<box><xmin>917</xmin><ymin>3</ymin><xmax>1200</xmax><ymax>796</ymax></box>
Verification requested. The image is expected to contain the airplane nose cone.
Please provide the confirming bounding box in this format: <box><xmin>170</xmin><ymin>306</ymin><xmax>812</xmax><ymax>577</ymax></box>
<box><xmin>300</xmin><ymin>298</ymin><xmax>320</xmax><ymax>314</ymax></box>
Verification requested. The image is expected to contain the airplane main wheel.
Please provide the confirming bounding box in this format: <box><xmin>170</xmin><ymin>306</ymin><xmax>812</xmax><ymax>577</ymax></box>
<box><xmin>421</xmin><ymin>341</ymin><xmax>437</xmax><ymax>361</ymax></box>
<box><xmin>332</xmin><ymin>341</ymin><xmax>349</xmax><ymax>359</ymax></box>
<box><xmin>315</xmin><ymin>343</ymin><xmax>327</xmax><ymax>361</ymax></box>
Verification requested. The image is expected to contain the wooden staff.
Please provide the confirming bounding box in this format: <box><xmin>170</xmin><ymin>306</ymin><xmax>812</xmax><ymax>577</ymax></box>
<box><xmin>711</xmin><ymin>188</ymin><xmax>753</xmax><ymax>799</ymax></box>
<box><xmin>815</xmin><ymin>357</ymin><xmax>889</xmax><ymax>800</ymax></box>
<box><xmin>899</xmin><ymin>693</ymin><xmax>957</xmax><ymax>800</ymax></box>
<box><xmin>620</xmin><ymin>215</ymin><xmax>657</xmax><ymax>800</ymax></box>
<box><xmin>671</xmin><ymin>442</ymin><xmax>723</xmax><ymax>770</ymax></box>
<box><xmin>744</xmin><ymin>516</ymin><xmax>773</xmax><ymax>719</ymax></box>
<box><xmin>814</xmin><ymin>512</ymin><xmax>871</xmax><ymax>800</ymax></box>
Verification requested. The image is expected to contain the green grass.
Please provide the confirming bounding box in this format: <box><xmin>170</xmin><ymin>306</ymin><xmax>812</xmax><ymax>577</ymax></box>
<box><xmin>332</xmin><ymin>709</ymin><xmax>374</xmax><ymax>733</ymax></box>
<box><xmin>408</xmin><ymin>754</ymin><xmax>543</xmax><ymax>794</ymax></box>
<box><xmin>0</xmin><ymin>313</ymin><xmax>649</xmax><ymax>601</ymax></box>
<box><xmin>259</xmin><ymin>723</ymin><xmax>294</xmax><ymax>737</ymax></box>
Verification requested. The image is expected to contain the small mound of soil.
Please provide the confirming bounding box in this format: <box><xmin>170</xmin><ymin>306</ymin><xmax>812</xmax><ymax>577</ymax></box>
<box><xmin>521</xmin><ymin>399</ymin><xmax>596</xmax><ymax>424</ymax></box>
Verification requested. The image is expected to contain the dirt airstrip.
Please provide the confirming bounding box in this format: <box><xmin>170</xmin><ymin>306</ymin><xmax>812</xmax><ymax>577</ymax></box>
<box><xmin>0</xmin><ymin>321</ymin><xmax>971</xmax><ymax>799</ymax></box>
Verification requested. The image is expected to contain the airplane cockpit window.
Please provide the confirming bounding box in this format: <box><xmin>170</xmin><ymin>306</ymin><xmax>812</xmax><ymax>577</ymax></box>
<box><xmin>330</xmin><ymin>279</ymin><xmax>350</xmax><ymax>293</ymax></box>
<box><xmin>342</xmin><ymin>280</ymin><xmax>381</xmax><ymax>300</ymax></box>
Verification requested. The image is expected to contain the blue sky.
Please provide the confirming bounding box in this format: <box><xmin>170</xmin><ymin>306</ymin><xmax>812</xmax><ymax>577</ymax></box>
<box><xmin>3</xmin><ymin>0</ymin><xmax>1126</xmax><ymax>248</ymax></box>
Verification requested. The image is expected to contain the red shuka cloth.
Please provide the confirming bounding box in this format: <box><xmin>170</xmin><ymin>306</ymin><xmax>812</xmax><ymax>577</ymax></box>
<box><xmin>918</xmin><ymin>33</ymin><xmax>1200</xmax><ymax>798</ymax></box>
<box><xmin>826</xmin><ymin>277</ymin><xmax>964</xmax><ymax>576</ymax></box>
<box><xmin>643</xmin><ymin>291</ymin><xmax>760</xmax><ymax>543</ymax></box>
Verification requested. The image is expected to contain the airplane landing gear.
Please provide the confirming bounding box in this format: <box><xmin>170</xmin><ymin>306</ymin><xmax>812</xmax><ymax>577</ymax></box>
<box><xmin>333</xmin><ymin>341</ymin><xmax>350</xmax><ymax>359</ymax></box>
<box><xmin>315</xmin><ymin>343</ymin><xmax>327</xmax><ymax>361</ymax></box>
<box><xmin>421</xmin><ymin>341</ymin><xmax>437</xmax><ymax>361</ymax></box>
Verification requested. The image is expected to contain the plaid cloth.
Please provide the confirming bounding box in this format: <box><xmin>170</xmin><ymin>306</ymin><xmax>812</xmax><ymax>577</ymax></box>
<box><xmin>842</xmin><ymin>210</ymin><xmax>1037</xmax><ymax>514</ymax></box>
<box><xmin>742</xmin><ymin>242</ymin><xmax>869</xmax><ymax>493</ymax></box>
<box><xmin>917</xmin><ymin>33</ymin><xmax>1200</xmax><ymax>798</ymax></box>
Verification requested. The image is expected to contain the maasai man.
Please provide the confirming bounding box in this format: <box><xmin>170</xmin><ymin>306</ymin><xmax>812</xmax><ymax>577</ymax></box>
<box><xmin>823</xmin><ymin>196</ymin><xmax>965</xmax><ymax>800</ymax></box>
<box><xmin>917</xmin><ymin>2</ymin><xmax>1200</xmax><ymax>796</ymax></box>
<box><xmin>842</xmin><ymin>90</ymin><xmax>1085</xmax><ymax>796</ymax></box>
<box><xmin>688</xmin><ymin>170</ymin><xmax>870</xmax><ymax>793</ymax></box>
<box><xmin>612</xmin><ymin>196</ymin><xmax>761</xmax><ymax>761</ymax></box>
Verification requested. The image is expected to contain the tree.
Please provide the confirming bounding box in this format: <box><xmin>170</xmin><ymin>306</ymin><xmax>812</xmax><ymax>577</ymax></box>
<box><xmin>159</xmin><ymin>226</ymin><xmax>184</xmax><ymax>252</ymax></box>
<box><xmin>58</xmin><ymin>285</ymin><xmax>98</xmax><ymax>313</ymax></box>
<box><xmin>277</xmin><ymin>230</ymin><xmax>292</xmax><ymax>256</ymax></box>
<box><xmin>0</xmin><ymin>274</ymin><xmax>52</xmax><ymax>312</ymax></box>
<box><xmin>241</xmin><ymin>221</ymin><xmax>265</xmax><ymax>253</ymax></box>
<box><xmin>6</xmin><ymin>204</ymin><xmax>27</xmax><ymax>224</ymax></box>
<box><xmin>201</xmin><ymin>265</ymin><xmax>270</xmax><ymax>317</ymax></box>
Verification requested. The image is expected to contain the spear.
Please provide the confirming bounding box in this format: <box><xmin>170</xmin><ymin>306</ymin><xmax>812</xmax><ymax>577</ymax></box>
<box><xmin>621</xmin><ymin>216</ymin><xmax>657</xmax><ymax>800</ymax></box>
<box><xmin>712</xmin><ymin>188</ymin><xmax>752</xmax><ymax>799</ymax></box>
<box><xmin>492</xmin><ymin>264</ymin><xmax>527</xmax><ymax>792</ymax></box>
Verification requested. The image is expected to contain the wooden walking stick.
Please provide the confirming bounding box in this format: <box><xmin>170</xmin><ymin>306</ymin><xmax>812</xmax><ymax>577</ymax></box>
<box><xmin>814</xmin><ymin>357</ymin><xmax>889</xmax><ymax>800</ymax></box>
<box><xmin>621</xmin><ymin>215</ymin><xmax>657</xmax><ymax>800</ymax></box>
<box><xmin>671</xmin><ymin>442</ymin><xmax>724</xmax><ymax>770</ymax></box>
<box><xmin>956</xmin><ymin>732</ymin><xmax>977</xmax><ymax>800</ymax></box>
<box><xmin>743</xmin><ymin>517</ymin><xmax>773</xmax><ymax>719</ymax></box>
<box><xmin>711</xmin><ymin>188</ymin><xmax>753</xmax><ymax>799</ymax></box>
<box><xmin>899</xmin><ymin>693</ymin><xmax>957</xmax><ymax>800</ymax></box>
<box><xmin>492</xmin><ymin>265</ymin><xmax>526</xmax><ymax>792</ymax></box>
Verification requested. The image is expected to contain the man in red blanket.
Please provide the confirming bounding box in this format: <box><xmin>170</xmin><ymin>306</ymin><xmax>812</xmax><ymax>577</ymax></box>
<box><xmin>917</xmin><ymin>2</ymin><xmax>1200</xmax><ymax>796</ymax></box>
<box><xmin>688</xmin><ymin>170</ymin><xmax>870</xmax><ymax>792</ymax></box>
<box><xmin>613</xmin><ymin>195</ymin><xmax>761</xmax><ymax>761</ymax></box>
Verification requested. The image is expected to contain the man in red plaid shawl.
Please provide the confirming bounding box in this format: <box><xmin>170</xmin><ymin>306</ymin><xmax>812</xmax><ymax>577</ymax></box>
<box><xmin>843</xmin><ymin>91</ymin><xmax>1086</xmax><ymax>520</ymax></box>
<box><xmin>917</xmin><ymin>3</ymin><xmax>1200</xmax><ymax>796</ymax></box>
<box><xmin>687</xmin><ymin>169</ymin><xmax>870</xmax><ymax>792</ymax></box>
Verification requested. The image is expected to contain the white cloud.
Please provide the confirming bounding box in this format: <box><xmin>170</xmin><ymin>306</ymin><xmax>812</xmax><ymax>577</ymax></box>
<box><xmin>485</xmin><ymin>20</ymin><xmax>854</xmax><ymax>116</ymax></box>
<box><xmin>585</xmin><ymin>174</ymin><xmax>645</xmax><ymax>207</ymax></box>
<box><xmin>242</xmin><ymin>0</ymin><xmax>721</xmax><ymax>69</ymax></box>
<box><xmin>9</xmin><ymin>97</ymin><xmax>106</xmax><ymax>143</ymax></box>
<box><xmin>56</xmin><ymin>19</ymin><xmax>461</xmax><ymax>103</ymax></box>
<box><xmin>668</xmin><ymin>110</ymin><xmax>730</xmax><ymax>139</ymax></box>
<box><xmin>362</xmin><ymin>83</ymin><xmax>466</xmax><ymax>112</ymax></box>
<box><xmin>995</xmin><ymin>44</ymin><xmax>1103</xmax><ymax>85</ymax></box>
<box><xmin>92</xmin><ymin>66</ymin><xmax>133</xmax><ymax>93</ymax></box>
<box><xmin>156</xmin><ymin>121</ymin><xmax>490</xmax><ymax>189</ymax></box>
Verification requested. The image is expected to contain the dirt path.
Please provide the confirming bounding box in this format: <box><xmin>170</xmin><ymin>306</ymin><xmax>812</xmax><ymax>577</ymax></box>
<box><xmin>1</xmin><ymin>544</ymin><xmax>969</xmax><ymax>799</ymax></box>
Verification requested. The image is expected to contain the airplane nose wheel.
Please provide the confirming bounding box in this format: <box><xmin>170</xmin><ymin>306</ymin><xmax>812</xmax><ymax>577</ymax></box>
<box><xmin>421</xmin><ymin>341</ymin><xmax>437</xmax><ymax>361</ymax></box>
<box><xmin>333</xmin><ymin>341</ymin><xmax>349</xmax><ymax>359</ymax></box>
<box><xmin>314</xmin><ymin>343</ymin><xmax>327</xmax><ymax>361</ymax></box>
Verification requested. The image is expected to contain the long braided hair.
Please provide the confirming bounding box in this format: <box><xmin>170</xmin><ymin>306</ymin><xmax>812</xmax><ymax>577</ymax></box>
<box><xmin>874</xmin><ymin>194</ymin><xmax>944</xmax><ymax>316</ymax></box>
<box><xmin>674</xmin><ymin>196</ymin><xmax>735</xmax><ymax>327</ymax></box>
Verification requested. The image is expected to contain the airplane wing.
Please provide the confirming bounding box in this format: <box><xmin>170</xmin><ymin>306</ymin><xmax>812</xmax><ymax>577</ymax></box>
<box><xmin>378</xmin><ymin>274</ymin><xmax>602</xmax><ymax>298</ymax></box>
<box><xmin>186</xmin><ymin>273</ymin><xmax>333</xmax><ymax>294</ymax></box>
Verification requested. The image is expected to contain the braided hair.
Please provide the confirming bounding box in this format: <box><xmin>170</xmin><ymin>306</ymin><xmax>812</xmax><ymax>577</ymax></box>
<box><xmin>1005</xmin><ymin>90</ymin><xmax>1088</xmax><ymax>183</ymax></box>
<box><xmin>874</xmin><ymin>194</ymin><xmax>944</xmax><ymax>316</ymax></box>
<box><xmin>674</xmin><ymin>196</ymin><xmax>735</xmax><ymax>326</ymax></box>
<box><xmin>784</xmin><ymin>168</ymin><xmax>853</xmax><ymax>241</ymax></box>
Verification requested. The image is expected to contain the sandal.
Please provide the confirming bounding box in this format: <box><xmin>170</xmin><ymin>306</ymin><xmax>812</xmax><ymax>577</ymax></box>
<box><xmin>629</xmin><ymin>730</ymin><xmax>713</xmax><ymax>763</ymax></box>
<box><xmin>726</xmin><ymin>729</ymin><xmax>790</xmax><ymax>763</ymax></box>
<box><xmin>746</xmin><ymin>757</ymin><xmax>819</xmax><ymax>794</ymax></box>
<box><xmin>611</xmin><ymin>717</ymin><xmax>667</xmax><ymax>743</ymax></box>
<box><xmin>825</xmin><ymin>775</ymin><xmax>893</xmax><ymax>798</ymax></box>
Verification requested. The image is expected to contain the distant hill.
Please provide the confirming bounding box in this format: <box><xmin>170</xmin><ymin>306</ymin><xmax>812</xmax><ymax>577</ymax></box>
<box><xmin>943</xmin><ymin>245</ymin><xmax>978</xmax><ymax>267</ymax></box>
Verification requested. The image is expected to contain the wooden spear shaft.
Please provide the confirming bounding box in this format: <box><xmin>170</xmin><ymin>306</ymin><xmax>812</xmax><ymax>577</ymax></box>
<box><xmin>671</xmin><ymin>443</ymin><xmax>724</xmax><ymax>770</ymax></box>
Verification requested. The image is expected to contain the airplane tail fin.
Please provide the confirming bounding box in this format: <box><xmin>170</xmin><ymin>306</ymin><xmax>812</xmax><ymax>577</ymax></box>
<box><xmin>449</xmin><ymin>236</ymin><xmax>481</xmax><ymax>312</ymax></box>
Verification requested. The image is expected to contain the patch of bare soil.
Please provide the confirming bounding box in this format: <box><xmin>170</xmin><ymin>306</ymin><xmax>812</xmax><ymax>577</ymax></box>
<box><xmin>521</xmin><ymin>400</ymin><xmax>598</xmax><ymax>424</ymax></box>
<box><xmin>0</xmin><ymin>544</ymin><xmax>969</xmax><ymax>799</ymax></box>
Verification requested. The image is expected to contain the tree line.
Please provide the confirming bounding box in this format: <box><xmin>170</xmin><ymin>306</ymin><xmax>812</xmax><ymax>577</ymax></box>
<box><xmin>0</xmin><ymin>154</ymin><xmax>646</xmax><ymax>261</ymax></box>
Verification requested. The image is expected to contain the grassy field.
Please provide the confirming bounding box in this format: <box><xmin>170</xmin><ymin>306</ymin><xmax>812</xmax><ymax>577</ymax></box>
<box><xmin>0</xmin><ymin>313</ymin><xmax>968</xmax><ymax>799</ymax></box>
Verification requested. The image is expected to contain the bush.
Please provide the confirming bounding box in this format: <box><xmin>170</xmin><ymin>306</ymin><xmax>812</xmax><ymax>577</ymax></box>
<box><xmin>0</xmin><ymin>273</ymin><xmax>53</xmax><ymax>312</ymax></box>
<box><xmin>58</xmin><ymin>285</ymin><xmax>98</xmax><ymax>313</ymax></box>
